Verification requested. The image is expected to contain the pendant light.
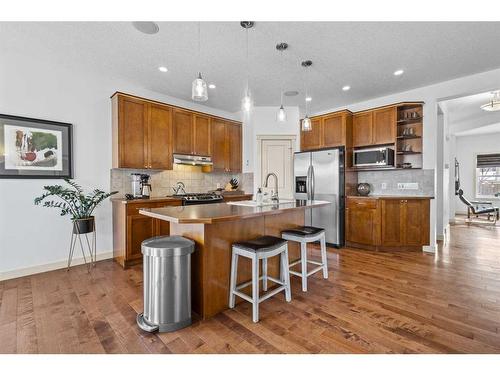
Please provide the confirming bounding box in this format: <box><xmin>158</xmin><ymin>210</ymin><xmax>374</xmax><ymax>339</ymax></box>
<box><xmin>241</xmin><ymin>21</ymin><xmax>254</xmax><ymax>112</ymax></box>
<box><xmin>192</xmin><ymin>22</ymin><xmax>208</xmax><ymax>102</ymax></box>
<box><xmin>301</xmin><ymin>60</ymin><xmax>313</xmax><ymax>131</ymax></box>
<box><xmin>480</xmin><ymin>91</ymin><xmax>500</xmax><ymax>112</ymax></box>
<box><xmin>276</xmin><ymin>42</ymin><xmax>288</xmax><ymax>122</ymax></box>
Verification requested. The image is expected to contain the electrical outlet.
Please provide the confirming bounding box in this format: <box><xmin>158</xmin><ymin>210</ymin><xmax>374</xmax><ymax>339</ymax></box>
<box><xmin>398</xmin><ymin>183</ymin><xmax>419</xmax><ymax>190</ymax></box>
<box><xmin>381</xmin><ymin>182</ymin><xmax>387</xmax><ymax>190</ymax></box>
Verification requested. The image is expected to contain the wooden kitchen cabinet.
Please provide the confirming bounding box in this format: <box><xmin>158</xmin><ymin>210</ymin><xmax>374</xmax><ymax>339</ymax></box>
<box><xmin>345</xmin><ymin>198</ymin><xmax>380</xmax><ymax>246</ymax></box>
<box><xmin>193</xmin><ymin>114</ymin><xmax>211</xmax><ymax>156</ymax></box>
<box><xmin>352</xmin><ymin>106</ymin><xmax>396</xmax><ymax>148</ymax></box>
<box><xmin>227</xmin><ymin>122</ymin><xmax>242</xmax><ymax>172</ymax></box>
<box><xmin>300</xmin><ymin>117</ymin><xmax>322</xmax><ymax>151</ymax></box>
<box><xmin>149</xmin><ymin>104</ymin><xmax>173</xmax><ymax>169</ymax></box>
<box><xmin>210</xmin><ymin>119</ymin><xmax>228</xmax><ymax>172</ymax></box>
<box><xmin>172</xmin><ymin>109</ymin><xmax>194</xmax><ymax>155</ymax></box>
<box><xmin>172</xmin><ymin>110</ymin><xmax>212</xmax><ymax>156</ymax></box>
<box><xmin>300</xmin><ymin>110</ymin><xmax>352</xmax><ymax>151</ymax></box>
<box><xmin>373</xmin><ymin>106</ymin><xmax>396</xmax><ymax>145</ymax></box>
<box><xmin>112</xmin><ymin>93</ymin><xmax>173</xmax><ymax>170</ymax></box>
<box><xmin>352</xmin><ymin>111</ymin><xmax>373</xmax><ymax>148</ymax></box>
<box><xmin>210</xmin><ymin>119</ymin><xmax>242</xmax><ymax>173</ymax></box>
<box><xmin>113</xmin><ymin>199</ymin><xmax>182</xmax><ymax>268</ymax></box>
<box><xmin>113</xmin><ymin>95</ymin><xmax>148</xmax><ymax>169</ymax></box>
<box><xmin>346</xmin><ymin>196</ymin><xmax>430</xmax><ymax>251</ymax></box>
<box><xmin>380</xmin><ymin>198</ymin><xmax>404</xmax><ymax>246</ymax></box>
<box><xmin>112</xmin><ymin>92</ymin><xmax>241</xmax><ymax>172</ymax></box>
<box><xmin>380</xmin><ymin>198</ymin><xmax>430</xmax><ymax>247</ymax></box>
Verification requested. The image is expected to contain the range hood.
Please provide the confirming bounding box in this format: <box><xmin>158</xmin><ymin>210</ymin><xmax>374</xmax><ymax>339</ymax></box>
<box><xmin>173</xmin><ymin>153</ymin><xmax>213</xmax><ymax>166</ymax></box>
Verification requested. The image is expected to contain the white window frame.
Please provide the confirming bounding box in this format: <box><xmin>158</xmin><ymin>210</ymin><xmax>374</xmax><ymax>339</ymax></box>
<box><xmin>474</xmin><ymin>152</ymin><xmax>500</xmax><ymax>200</ymax></box>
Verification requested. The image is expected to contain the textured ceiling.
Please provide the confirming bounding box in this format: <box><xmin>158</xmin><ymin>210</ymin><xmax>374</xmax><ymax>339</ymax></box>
<box><xmin>2</xmin><ymin>21</ymin><xmax>500</xmax><ymax>113</ymax></box>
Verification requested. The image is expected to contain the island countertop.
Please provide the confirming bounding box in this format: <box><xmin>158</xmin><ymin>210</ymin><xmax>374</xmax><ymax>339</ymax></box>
<box><xmin>139</xmin><ymin>200</ymin><xmax>330</xmax><ymax>224</ymax></box>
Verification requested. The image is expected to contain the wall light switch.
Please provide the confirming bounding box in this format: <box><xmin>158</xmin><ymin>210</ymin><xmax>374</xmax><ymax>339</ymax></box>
<box><xmin>381</xmin><ymin>182</ymin><xmax>387</xmax><ymax>190</ymax></box>
<box><xmin>398</xmin><ymin>182</ymin><xmax>419</xmax><ymax>190</ymax></box>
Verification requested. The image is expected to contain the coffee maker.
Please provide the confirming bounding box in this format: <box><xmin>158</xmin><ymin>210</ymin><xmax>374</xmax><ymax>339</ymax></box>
<box><xmin>140</xmin><ymin>174</ymin><xmax>152</xmax><ymax>198</ymax></box>
<box><xmin>131</xmin><ymin>173</ymin><xmax>142</xmax><ymax>198</ymax></box>
<box><xmin>130</xmin><ymin>173</ymin><xmax>152</xmax><ymax>199</ymax></box>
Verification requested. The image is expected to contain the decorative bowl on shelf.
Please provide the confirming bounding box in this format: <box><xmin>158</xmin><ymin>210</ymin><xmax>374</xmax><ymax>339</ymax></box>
<box><xmin>357</xmin><ymin>183</ymin><xmax>371</xmax><ymax>196</ymax></box>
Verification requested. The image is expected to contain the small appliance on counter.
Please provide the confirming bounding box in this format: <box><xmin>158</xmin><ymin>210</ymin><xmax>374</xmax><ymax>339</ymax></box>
<box><xmin>131</xmin><ymin>173</ymin><xmax>143</xmax><ymax>198</ymax></box>
<box><xmin>140</xmin><ymin>174</ymin><xmax>152</xmax><ymax>198</ymax></box>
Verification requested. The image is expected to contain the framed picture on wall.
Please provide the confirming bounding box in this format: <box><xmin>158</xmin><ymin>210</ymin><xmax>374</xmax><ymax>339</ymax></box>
<box><xmin>0</xmin><ymin>114</ymin><xmax>73</xmax><ymax>179</ymax></box>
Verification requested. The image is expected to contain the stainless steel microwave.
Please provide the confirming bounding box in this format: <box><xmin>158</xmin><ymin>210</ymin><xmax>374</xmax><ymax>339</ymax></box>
<box><xmin>353</xmin><ymin>147</ymin><xmax>395</xmax><ymax>168</ymax></box>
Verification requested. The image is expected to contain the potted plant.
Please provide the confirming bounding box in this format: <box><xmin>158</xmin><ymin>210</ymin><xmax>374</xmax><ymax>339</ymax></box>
<box><xmin>34</xmin><ymin>178</ymin><xmax>117</xmax><ymax>234</ymax></box>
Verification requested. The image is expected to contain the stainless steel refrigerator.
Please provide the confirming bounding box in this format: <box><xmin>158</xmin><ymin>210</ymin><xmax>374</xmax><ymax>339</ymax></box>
<box><xmin>294</xmin><ymin>148</ymin><xmax>344</xmax><ymax>247</ymax></box>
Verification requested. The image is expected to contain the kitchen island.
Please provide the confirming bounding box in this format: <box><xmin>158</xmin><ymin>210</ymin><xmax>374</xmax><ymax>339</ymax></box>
<box><xmin>140</xmin><ymin>200</ymin><xmax>330</xmax><ymax>319</ymax></box>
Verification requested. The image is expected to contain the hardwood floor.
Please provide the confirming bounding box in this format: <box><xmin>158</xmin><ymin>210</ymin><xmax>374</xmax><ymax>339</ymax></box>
<box><xmin>1</xmin><ymin>222</ymin><xmax>499</xmax><ymax>354</ymax></box>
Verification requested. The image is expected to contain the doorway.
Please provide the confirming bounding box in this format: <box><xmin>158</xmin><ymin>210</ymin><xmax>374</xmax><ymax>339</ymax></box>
<box><xmin>257</xmin><ymin>135</ymin><xmax>296</xmax><ymax>199</ymax></box>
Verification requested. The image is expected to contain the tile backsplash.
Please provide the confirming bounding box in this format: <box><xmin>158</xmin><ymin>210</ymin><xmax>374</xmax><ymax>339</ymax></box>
<box><xmin>111</xmin><ymin>165</ymin><xmax>254</xmax><ymax>198</ymax></box>
<box><xmin>357</xmin><ymin>169</ymin><xmax>434</xmax><ymax>196</ymax></box>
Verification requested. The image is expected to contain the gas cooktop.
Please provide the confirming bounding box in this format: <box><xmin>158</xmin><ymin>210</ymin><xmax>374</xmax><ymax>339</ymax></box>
<box><xmin>170</xmin><ymin>192</ymin><xmax>223</xmax><ymax>205</ymax></box>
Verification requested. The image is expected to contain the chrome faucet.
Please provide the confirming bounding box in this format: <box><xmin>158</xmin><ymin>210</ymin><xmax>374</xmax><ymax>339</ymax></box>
<box><xmin>264</xmin><ymin>172</ymin><xmax>279</xmax><ymax>202</ymax></box>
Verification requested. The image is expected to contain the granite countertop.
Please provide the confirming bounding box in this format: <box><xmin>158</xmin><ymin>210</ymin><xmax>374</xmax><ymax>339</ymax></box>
<box><xmin>139</xmin><ymin>200</ymin><xmax>330</xmax><ymax>224</ymax></box>
<box><xmin>347</xmin><ymin>195</ymin><xmax>434</xmax><ymax>200</ymax></box>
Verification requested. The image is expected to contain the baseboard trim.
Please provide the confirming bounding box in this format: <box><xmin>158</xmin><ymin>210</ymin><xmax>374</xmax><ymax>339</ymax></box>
<box><xmin>436</xmin><ymin>224</ymin><xmax>451</xmax><ymax>243</ymax></box>
<box><xmin>0</xmin><ymin>251</ymin><xmax>114</xmax><ymax>281</ymax></box>
<box><xmin>422</xmin><ymin>243</ymin><xmax>437</xmax><ymax>253</ymax></box>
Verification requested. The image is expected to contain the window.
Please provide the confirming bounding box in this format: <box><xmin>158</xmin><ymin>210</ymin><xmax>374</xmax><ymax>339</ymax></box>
<box><xmin>476</xmin><ymin>153</ymin><xmax>500</xmax><ymax>198</ymax></box>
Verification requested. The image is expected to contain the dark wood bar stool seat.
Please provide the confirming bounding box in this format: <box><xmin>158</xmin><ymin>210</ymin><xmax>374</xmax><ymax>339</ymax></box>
<box><xmin>228</xmin><ymin>236</ymin><xmax>292</xmax><ymax>323</ymax></box>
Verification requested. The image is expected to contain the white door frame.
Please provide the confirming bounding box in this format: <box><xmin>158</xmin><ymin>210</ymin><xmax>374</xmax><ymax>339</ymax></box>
<box><xmin>256</xmin><ymin>134</ymin><xmax>297</xmax><ymax>196</ymax></box>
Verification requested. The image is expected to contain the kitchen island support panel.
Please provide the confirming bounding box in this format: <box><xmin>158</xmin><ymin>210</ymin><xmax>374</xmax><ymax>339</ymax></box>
<box><xmin>169</xmin><ymin>210</ymin><xmax>304</xmax><ymax>319</ymax></box>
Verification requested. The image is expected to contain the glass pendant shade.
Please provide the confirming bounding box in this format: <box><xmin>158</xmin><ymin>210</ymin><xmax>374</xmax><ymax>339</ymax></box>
<box><xmin>302</xmin><ymin>116</ymin><xmax>312</xmax><ymax>131</ymax></box>
<box><xmin>277</xmin><ymin>105</ymin><xmax>287</xmax><ymax>122</ymax></box>
<box><xmin>242</xmin><ymin>92</ymin><xmax>253</xmax><ymax>112</ymax></box>
<box><xmin>192</xmin><ymin>72</ymin><xmax>208</xmax><ymax>102</ymax></box>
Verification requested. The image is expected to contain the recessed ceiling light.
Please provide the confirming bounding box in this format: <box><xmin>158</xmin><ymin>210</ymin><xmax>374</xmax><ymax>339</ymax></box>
<box><xmin>158</xmin><ymin>66</ymin><xmax>168</xmax><ymax>72</ymax></box>
<box><xmin>393</xmin><ymin>69</ymin><xmax>404</xmax><ymax>76</ymax></box>
<box><xmin>208</xmin><ymin>84</ymin><xmax>216</xmax><ymax>89</ymax></box>
<box><xmin>132</xmin><ymin>22</ymin><xmax>159</xmax><ymax>35</ymax></box>
<box><xmin>305</xmin><ymin>96</ymin><xmax>312</xmax><ymax>102</ymax></box>
<box><xmin>342</xmin><ymin>85</ymin><xmax>351</xmax><ymax>91</ymax></box>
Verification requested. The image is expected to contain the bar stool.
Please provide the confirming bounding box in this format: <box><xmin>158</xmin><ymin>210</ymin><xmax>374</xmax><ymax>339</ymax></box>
<box><xmin>229</xmin><ymin>235</ymin><xmax>292</xmax><ymax>323</ymax></box>
<box><xmin>281</xmin><ymin>226</ymin><xmax>328</xmax><ymax>292</ymax></box>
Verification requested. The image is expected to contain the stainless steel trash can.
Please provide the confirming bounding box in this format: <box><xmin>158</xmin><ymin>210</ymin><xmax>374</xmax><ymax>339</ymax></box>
<box><xmin>136</xmin><ymin>235</ymin><xmax>195</xmax><ymax>333</ymax></box>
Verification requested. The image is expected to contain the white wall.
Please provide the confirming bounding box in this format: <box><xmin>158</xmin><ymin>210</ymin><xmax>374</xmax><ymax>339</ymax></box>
<box><xmin>243</xmin><ymin>106</ymin><xmax>300</xmax><ymax>192</ymax></box>
<box><xmin>0</xmin><ymin>49</ymin><xmax>237</xmax><ymax>279</ymax></box>
<box><xmin>454</xmin><ymin>132</ymin><xmax>500</xmax><ymax>214</ymax></box>
<box><xmin>311</xmin><ymin>67</ymin><xmax>500</xmax><ymax>251</ymax></box>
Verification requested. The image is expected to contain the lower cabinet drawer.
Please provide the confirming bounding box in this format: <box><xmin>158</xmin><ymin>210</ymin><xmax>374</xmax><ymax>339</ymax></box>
<box><xmin>346</xmin><ymin>198</ymin><xmax>377</xmax><ymax>209</ymax></box>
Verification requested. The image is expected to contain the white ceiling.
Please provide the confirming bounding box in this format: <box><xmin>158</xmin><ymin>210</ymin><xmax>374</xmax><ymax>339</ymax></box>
<box><xmin>2</xmin><ymin>21</ymin><xmax>500</xmax><ymax>113</ymax></box>
<box><xmin>442</xmin><ymin>91</ymin><xmax>500</xmax><ymax>136</ymax></box>
<box><xmin>455</xmin><ymin>122</ymin><xmax>500</xmax><ymax>137</ymax></box>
